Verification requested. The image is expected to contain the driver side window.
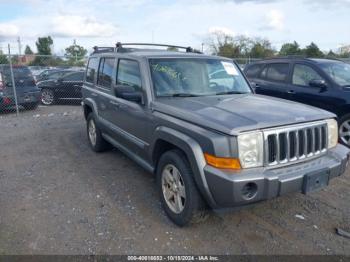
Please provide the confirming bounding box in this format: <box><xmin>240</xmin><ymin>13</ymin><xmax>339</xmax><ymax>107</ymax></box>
<box><xmin>292</xmin><ymin>64</ymin><xmax>324</xmax><ymax>87</ymax></box>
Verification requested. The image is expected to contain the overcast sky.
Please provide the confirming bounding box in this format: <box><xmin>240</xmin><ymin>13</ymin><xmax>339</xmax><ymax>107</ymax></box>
<box><xmin>0</xmin><ymin>0</ymin><xmax>349</xmax><ymax>55</ymax></box>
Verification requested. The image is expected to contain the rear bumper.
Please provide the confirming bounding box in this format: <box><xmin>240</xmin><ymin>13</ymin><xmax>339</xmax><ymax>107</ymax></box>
<box><xmin>0</xmin><ymin>90</ymin><xmax>41</xmax><ymax>107</ymax></box>
<box><xmin>204</xmin><ymin>144</ymin><xmax>349</xmax><ymax>207</ymax></box>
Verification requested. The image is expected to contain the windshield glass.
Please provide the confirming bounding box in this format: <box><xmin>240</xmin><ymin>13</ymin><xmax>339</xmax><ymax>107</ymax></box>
<box><xmin>149</xmin><ymin>58</ymin><xmax>252</xmax><ymax>97</ymax></box>
<box><xmin>320</xmin><ymin>62</ymin><xmax>350</xmax><ymax>86</ymax></box>
<box><xmin>2</xmin><ymin>66</ymin><xmax>33</xmax><ymax>78</ymax></box>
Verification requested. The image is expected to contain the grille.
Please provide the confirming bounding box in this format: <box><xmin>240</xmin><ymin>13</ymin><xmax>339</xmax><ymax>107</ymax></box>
<box><xmin>264</xmin><ymin>122</ymin><xmax>328</xmax><ymax>166</ymax></box>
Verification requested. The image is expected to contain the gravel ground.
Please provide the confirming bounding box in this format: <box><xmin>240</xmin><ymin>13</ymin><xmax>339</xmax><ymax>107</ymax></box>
<box><xmin>0</xmin><ymin>105</ymin><xmax>349</xmax><ymax>255</ymax></box>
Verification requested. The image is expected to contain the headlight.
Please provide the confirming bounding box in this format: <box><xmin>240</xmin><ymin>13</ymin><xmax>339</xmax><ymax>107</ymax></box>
<box><xmin>326</xmin><ymin>119</ymin><xmax>338</xmax><ymax>148</ymax></box>
<box><xmin>237</xmin><ymin>131</ymin><xmax>264</xmax><ymax>168</ymax></box>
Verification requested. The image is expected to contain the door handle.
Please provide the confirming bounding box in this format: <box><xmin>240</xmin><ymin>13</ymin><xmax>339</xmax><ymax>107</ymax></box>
<box><xmin>287</xmin><ymin>90</ymin><xmax>296</xmax><ymax>94</ymax></box>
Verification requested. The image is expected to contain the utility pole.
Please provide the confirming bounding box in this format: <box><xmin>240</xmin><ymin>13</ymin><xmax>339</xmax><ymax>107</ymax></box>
<box><xmin>17</xmin><ymin>36</ymin><xmax>22</xmax><ymax>64</ymax></box>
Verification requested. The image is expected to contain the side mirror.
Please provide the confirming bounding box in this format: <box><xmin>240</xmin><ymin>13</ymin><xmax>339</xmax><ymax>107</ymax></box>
<box><xmin>114</xmin><ymin>85</ymin><xmax>143</xmax><ymax>103</ymax></box>
<box><xmin>309</xmin><ymin>79</ymin><xmax>327</xmax><ymax>89</ymax></box>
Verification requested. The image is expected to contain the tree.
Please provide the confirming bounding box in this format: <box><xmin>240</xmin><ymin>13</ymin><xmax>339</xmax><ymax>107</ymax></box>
<box><xmin>32</xmin><ymin>36</ymin><xmax>54</xmax><ymax>66</ymax></box>
<box><xmin>0</xmin><ymin>51</ymin><xmax>8</xmax><ymax>64</ymax></box>
<box><xmin>208</xmin><ymin>31</ymin><xmax>240</xmax><ymax>58</ymax></box>
<box><xmin>65</xmin><ymin>43</ymin><xmax>87</xmax><ymax>61</ymax></box>
<box><xmin>167</xmin><ymin>46</ymin><xmax>179</xmax><ymax>52</ymax></box>
<box><xmin>249</xmin><ymin>38</ymin><xmax>275</xmax><ymax>58</ymax></box>
<box><xmin>24</xmin><ymin>45</ymin><xmax>34</xmax><ymax>55</ymax></box>
<box><xmin>279</xmin><ymin>41</ymin><xmax>301</xmax><ymax>56</ymax></box>
<box><xmin>303</xmin><ymin>42</ymin><xmax>324</xmax><ymax>58</ymax></box>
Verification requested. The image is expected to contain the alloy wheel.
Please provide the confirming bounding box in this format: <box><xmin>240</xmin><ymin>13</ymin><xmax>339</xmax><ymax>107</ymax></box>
<box><xmin>161</xmin><ymin>164</ymin><xmax>186</xmax><ymax>214</ymax></box>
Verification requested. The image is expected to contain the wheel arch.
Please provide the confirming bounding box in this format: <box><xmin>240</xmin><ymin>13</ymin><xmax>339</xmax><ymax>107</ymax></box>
<box><xmin>151</xmin><ymin>126</ymin><xmax>218</xmax><ymax>208</ymax></box>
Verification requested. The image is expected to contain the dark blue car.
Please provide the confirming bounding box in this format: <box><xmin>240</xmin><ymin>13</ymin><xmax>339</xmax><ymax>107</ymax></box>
<box><xmin>0</xmin><ymin>65</ymin><xmax>41</xmax><ymax>110</ymax></box>
<box><xmin>244</xmin><ymin>58</ymin><xmax>350</xmax><ymax>146</ymax></box>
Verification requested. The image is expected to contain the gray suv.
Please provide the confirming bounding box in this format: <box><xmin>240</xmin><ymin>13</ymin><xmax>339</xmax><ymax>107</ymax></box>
<box><xmin>82</xmin><ymin>43</ymin><xmax>349</xmax><ymax>226</ymax></box>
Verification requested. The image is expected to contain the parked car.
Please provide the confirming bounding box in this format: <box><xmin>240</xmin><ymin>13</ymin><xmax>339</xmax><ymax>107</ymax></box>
<box><xmin>244</xmin><ymin>58</ymin><xmax>350</xmax><ymax>146</ymax></box>
<box><xmin>35</xmin><ymin>69</ymin><xmax>74</xmax><ymax>83</ymax></box>
<box><xmin>0</xmin><ymin>64</ymin><xmax>41</xmax><ymax>110</ymax></box>
<box><xmin>37</xmin><ymin>71</ymin><xmax>84</xmax><ymax>105</ymax></box>
<box><xmin>82</xmin><ymin>43</ymin><xmax>349</xmax><ymax>226</ymax></box>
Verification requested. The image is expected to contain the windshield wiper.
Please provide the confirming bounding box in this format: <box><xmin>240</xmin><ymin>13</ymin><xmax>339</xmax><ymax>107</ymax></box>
<box><xmin>165</xmin><ymin>93</ymin><xmax>200</xmax><ymax>97</ymax></box>
<box><xmin>215</xmin><ymin>91</ymin><xmax>246</xmax><ymax>95</ymax></box>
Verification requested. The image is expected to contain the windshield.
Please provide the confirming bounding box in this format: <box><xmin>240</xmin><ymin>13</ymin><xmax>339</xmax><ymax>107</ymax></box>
<box><xmin>320</xmin><ymin>62</ymin><xmax>350</xmax><ymax>87</ymax></box>
<box><xmin>149</xmin><ymin>58</ymin><xmax>252</xmax><ymax>97</ymax></box>
<box><xmin>2</xmin><ymin>66</ymin><xmax>33</xmax><ymax>79</ymax></box>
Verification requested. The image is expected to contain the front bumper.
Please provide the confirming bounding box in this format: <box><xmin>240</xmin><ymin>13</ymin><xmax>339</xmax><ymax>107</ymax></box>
<box><xmin>204</xmin><ymin>144</ymin><xmax>349</xmax><ymax>207</ymax></box>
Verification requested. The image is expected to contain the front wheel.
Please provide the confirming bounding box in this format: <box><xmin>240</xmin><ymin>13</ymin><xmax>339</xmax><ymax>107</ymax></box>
<box><xmin>157</xmin><ymin>150</ymin><xmax>208</xmax><ymax>226</ymax></box>
<box><xmin>339</xmin><ymin>114</ymin><xmax>350</xmax><ymax>147</ymax></box>
<box><xmin>41</xmin><ymin>89</ymin><xmax>55</xmax><ymax>105</ymax></box>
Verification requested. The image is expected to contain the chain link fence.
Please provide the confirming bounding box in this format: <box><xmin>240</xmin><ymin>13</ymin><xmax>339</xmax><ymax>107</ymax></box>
<box><xmin>0</xmin><ymin>48</ymin><xmax>86</xmax><ymax>116</ymax></box>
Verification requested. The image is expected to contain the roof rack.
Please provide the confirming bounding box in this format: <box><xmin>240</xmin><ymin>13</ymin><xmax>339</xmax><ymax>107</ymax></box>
<box><xmin>92</xmin><ymin>42</ymin><xmax>202</xmax><ymax>54</ymax></box>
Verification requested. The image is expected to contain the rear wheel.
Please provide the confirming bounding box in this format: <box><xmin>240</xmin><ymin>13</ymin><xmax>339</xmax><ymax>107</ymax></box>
<box><xmin>41</xmin><ymin>89</ymin><xmax>55</xmax><ymax>105</ymax></box>
<box><xmin>339</xmin><ymin>114</ymin><xmax>350</xmax><ymax>147</ymax></box>
<box><xmin>157</xmin><ymin>149</ymin><xmax>208</xmax><ymax>226</ymax></box>
<box><xmin>86</xmin><ymin>113</ymin><xmax>110</xmax><ymax>152</ymax></box>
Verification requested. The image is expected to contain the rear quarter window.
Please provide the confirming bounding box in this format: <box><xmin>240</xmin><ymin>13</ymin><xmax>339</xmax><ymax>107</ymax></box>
<box><xmin>86</xmin><ymin>57</ymin><xmax>99</xmax><ymax>83</ymax></box>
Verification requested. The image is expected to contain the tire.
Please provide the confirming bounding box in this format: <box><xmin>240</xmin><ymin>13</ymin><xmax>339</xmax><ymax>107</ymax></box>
<box><xmin>23</xmin><ymin>102</ymin><xmax>39</xmax><ymax>110</ymax></box>
<box><xmin>41</xmin><ymin>89</ymin><xmax>55</xmax><ymax>105</ymax></box>
<box><xmin>86</xmin><ymin>113</ymin><xmax>110</xmax><ymax>152</ymax></box>
<box><xmin>339</xmin><ymin>113</ymin><xmax>350</xmax><ymax>147</ymax></box>
<box><xmin>157</xmin><ymin>149</ymin><xmax>208</xmax><ymax>226</ymax></box>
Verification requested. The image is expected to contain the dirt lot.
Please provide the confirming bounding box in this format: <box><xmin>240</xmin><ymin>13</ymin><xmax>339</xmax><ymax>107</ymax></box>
<box><xmin>0</xmin><ymin>105</ymin><xmax>349</xmax><ymax>255</ymax></box>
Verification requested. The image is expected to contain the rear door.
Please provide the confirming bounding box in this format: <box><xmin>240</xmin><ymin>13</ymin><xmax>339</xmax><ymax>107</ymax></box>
<box><xmin>254</xmin><ymin>62</ymin><xmax>291</xmax><ymax>100</ymax></box>
<box><xmin>107</xmin><ymin>58</ymin><xmax>151</xmax><ymax>159</ymax></box>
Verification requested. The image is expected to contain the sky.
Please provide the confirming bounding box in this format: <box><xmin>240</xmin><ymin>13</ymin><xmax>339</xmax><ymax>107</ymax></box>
<box><xmin>0</xmin><ymin>0</ymin><xmax>349</xmax><ymax>55</ymax></box>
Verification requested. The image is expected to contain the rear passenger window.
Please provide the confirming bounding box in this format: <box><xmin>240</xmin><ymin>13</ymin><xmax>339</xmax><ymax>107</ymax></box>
<box><xmin>245</xmin><ymin>64</ymin><xmax>263</xmax><ymax>78</ymax></box>
<box><xmin>266</xmin><ymin>63</ymin><xmax>289</xmax><ymax>82</ymax></box>
<box><xmin>86</xmin><ymin>58</ymin><xmax>99</xmax><ymax>83</ymax></box>
<box><xmin>117</xmin><ymin>59</ymin><xmax>142</xmax><ymax>92</ymax></box>
<box><xmin>97</xmin><ymin>58</ymin><xmax>115</xmax><ymax>88</ymax></box>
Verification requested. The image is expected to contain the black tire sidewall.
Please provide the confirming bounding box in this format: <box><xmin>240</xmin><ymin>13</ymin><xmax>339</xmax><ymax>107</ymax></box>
<box><xmin>157</xmin><ymin>150</ymin><xmax>205</xmax><ymax>226</ymax></box>
<box><xmin>339</xmin><ymin>113</ymin><xmax>350</xmax><ymax>146</ymax></box>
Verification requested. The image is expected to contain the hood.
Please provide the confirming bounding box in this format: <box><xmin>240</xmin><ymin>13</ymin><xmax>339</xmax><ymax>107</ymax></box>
<box><xmin>152</xmin><ymin>94</ymin><xmax>335</xmax><ymax>135</ymax></box>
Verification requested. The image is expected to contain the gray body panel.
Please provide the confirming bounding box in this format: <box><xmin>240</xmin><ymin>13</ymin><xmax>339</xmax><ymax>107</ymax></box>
<box><xmin>82</xmin><ymin>50</ymin><xmax>349</xmax><ymax>208</ymax></box>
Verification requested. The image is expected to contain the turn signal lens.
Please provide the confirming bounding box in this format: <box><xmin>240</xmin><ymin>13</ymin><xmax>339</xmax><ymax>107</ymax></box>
<box><xmin>204</xmin><ymin>153</ymin><xmax>241</xmax><ymax>170</ymax></box>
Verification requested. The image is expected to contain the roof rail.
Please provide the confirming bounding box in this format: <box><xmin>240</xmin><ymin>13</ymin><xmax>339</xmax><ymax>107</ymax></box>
<box><xmin>115</xmin><ymin>42</ymin><xmax>202</xmax><ymax>54</ymax></box>
<box><xmin>92</xmin><ymin>46</ymin><xmax>115</xmax><ymax>54</ymax></box>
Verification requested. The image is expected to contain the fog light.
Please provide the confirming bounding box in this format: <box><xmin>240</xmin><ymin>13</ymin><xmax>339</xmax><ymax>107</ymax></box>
<box><xmin>242</xmin><ymin>182</ymin><xmax>258</xmax><ymax>200</ymax></box>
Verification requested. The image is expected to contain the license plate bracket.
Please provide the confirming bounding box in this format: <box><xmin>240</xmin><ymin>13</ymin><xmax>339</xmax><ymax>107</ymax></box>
<box><xmin>302</xmin><ymin>168</ymin><xmax>330</xmax><ymax>194</ymax></box>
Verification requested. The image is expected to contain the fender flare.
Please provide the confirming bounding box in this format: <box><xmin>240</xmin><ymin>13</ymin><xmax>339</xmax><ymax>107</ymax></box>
<box><xmin>83</xmin><ymin>98</ymin><xmax>99</xmax><ymax>119</ymax></box>
<box><xmin>152</xmin><ymin>126</ymin><xmax>218</xmax><ymax>208</ymax></box>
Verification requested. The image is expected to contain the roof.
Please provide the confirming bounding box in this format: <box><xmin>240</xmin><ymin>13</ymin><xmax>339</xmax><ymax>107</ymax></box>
<box><xmin>247</xmin><ymin>57</ymin><xmax>344</xmax><ymax>65</ymax></box>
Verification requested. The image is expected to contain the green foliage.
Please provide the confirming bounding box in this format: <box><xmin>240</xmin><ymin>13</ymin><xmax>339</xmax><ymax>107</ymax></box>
<box><xmin>65</xmin><ymin>44</ymin><xmax>87</xmax><ymax>59</ymax></box>
<box><xmin>24</xmin><ymin>45</ymin><xmax>34</xmax><ymax>55</ymax></box>
<box><xmin>279</xmin><ymin>41</ymin><xmax>301</xmax><ymax>56</ymax></box>
<box><xmin>0</xmin><ymin>51</ymin><xmax>8</xmax><ymax>64</ymax></box>
<box><xmin>303</xmin><ymin>42</ymin><xmax>324</xmax><ymax>58</ymax></box>
<box><xmin>167</xmin><ymin>47</ymin><xmax>179</xmax><ymax>52</ymax></box>
<box><xmin>32</xmin><ymin>36</ymin><xmax>54</xmax><ymax>66</ymax></box>
<box><xmin>208</xmin><ymin>32</ymin><xmax>274</xmax><ymax>58</ymax></box>
<box><xmin>249</xmin><ymin>38</ymin><xmax>275</xmax><ymax>58</ymax></box>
